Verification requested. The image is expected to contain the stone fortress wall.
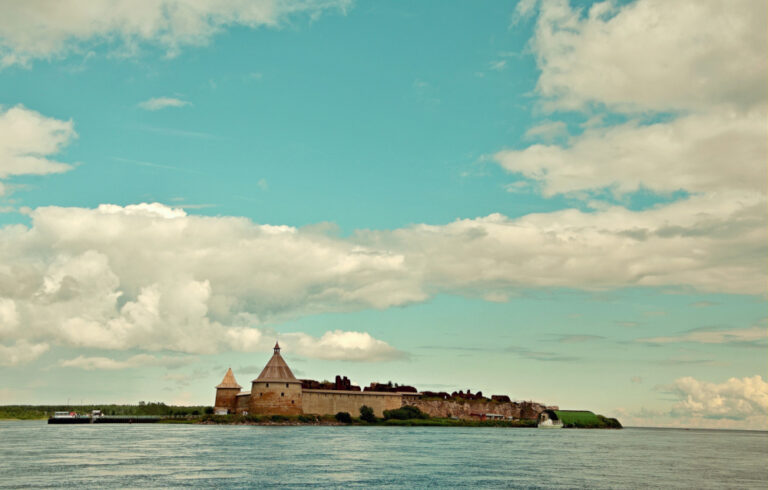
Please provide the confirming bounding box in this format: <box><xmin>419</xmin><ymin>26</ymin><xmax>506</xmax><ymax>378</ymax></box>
<box><xmin>215</xmin><ymin>343</ymin><xmax>552</xmax><ymax>420</ymax></box>
<box><xmin>249</xmin><ymin>380</ymin><xmax>302</xmax><ymax>416</ymax></box>
<box><xmin>406</xmin><ymin>398</ymin><xmax>549</xmax><ymax>420</ymax></box>
<box><xmin>301</xmin><ymin>389</ymin><xmax>408</xmax><ymax>417</ymax></box>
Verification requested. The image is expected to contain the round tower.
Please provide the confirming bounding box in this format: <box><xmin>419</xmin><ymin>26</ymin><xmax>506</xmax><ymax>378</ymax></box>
<box><xmin>214</xmin><ymin>367</ymin><xmax>242</xmax><ymax>414</ymax></box>
<box><xmin>249</xmin><ymin>342</ymin><xmax>303</xmax><ymax>416</ymax></box>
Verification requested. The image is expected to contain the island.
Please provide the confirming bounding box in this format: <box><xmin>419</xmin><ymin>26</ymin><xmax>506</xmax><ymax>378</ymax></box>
<box><xmin>2</xmin><ymin>342</ymin><xmax>620</xmax><ymax>429</ymax></box>
<box><xmin>208</xmin><ymin>342</ymin><xmax>621</xmax><ymax>429</ymax></box>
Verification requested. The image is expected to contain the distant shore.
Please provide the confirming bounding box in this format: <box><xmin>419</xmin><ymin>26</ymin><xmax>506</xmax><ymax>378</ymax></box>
<box><xmin>1</xmin><ymin>405</ymin><xmax>621</xmax><ymax>428</ymax></box>
<box><xmin>188</xmin><ymin>414</ymin><xmax>540</xmax><ymax>428</ymax></box>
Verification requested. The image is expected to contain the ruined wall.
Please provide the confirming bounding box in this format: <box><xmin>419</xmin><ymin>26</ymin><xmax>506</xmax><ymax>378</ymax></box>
<box><xmin>405</xmin><ymin>399</ymin><xmax>548</xmax><ymax>420</ymax></box>
<box><xmin>250</xmin><ymin>381</ymin><xmax>303</xmax><ymax>415</ymax></box>
<box><xmin>214</xmin><ymin>387</ymin><xmax>241</xmax><ymax>413</ymax></box>
<box><xmin>301</xmin><ymin>390</ymin><xmax>404</xmax><ymax>417</ymax></box>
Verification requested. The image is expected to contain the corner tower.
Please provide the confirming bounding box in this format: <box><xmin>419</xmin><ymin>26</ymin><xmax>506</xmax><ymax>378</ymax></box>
<box><xmin>249</xmin><ymin>342</ymin><xmax>303</xmax><ymax>416</ymax></box>
<box><xmin>214</xmin><ymin>367</ymin><xmax>242</xmax><ymax>414</ymax></box>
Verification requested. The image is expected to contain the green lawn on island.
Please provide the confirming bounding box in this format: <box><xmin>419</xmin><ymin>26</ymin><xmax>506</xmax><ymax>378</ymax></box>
<box><xmin>552</xmin><ymin>410</ymin><xmax>622</xmax><ymax>428</ymax></box>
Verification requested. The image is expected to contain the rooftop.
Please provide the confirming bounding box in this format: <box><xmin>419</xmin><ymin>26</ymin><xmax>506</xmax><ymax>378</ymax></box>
<box><xmin>253</xmin><ymin>342</ymin><xmax>300</xmax><ymax>383</ymax></box>
<box><xmin>216</xmin><ymin>367</ymin><xmax>242</xmax><ymax>389</ymax></box>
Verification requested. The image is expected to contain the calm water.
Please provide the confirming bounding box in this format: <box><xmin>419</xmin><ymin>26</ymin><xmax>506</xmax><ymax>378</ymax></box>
<box><xmin>0</xmin><ymin>421</ymin><xmax>766</xmax><ymax>488</ymax></box>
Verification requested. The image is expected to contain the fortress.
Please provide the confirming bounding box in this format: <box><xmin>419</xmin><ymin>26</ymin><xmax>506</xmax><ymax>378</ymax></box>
<box><xmin>214</xmin><ymin>342</ymin><xmax>552</xmax><ymax>419</ymax></box>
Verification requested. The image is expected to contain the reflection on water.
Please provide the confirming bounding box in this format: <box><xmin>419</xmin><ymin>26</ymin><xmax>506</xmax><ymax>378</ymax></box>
<box><xmin>0</xmin><ymin>421</ymin><xmax>766</xmax><ymax>488</ymax></box>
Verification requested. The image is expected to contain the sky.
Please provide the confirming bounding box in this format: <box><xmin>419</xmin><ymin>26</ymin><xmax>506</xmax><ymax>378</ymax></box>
<box><xmin>0</xmin><ymin>0</ymin><xmax>765</xmax><ymax>430</ymax></box>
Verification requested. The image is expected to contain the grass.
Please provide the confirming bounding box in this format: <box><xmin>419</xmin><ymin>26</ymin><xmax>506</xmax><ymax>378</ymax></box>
<box><xmin>0</xmin><ymin>404</ymin><xmax>211</xmax><ymax>420</ymax></box>
<box><xmin>552</xmin><ymin>410</ymin><xmax>623</xmax><ymax>428</ymax></box>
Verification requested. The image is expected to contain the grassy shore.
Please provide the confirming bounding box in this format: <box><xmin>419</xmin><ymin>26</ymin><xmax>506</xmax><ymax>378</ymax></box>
<box><xmin>3</xmin><ymin>405</ymin><xmax>618</xmax><ymax>428</ymax></box>
<box><xmin>0</xmin><ymin>403</ymin><xmax>210</xmax><ymax>420</ymax></box>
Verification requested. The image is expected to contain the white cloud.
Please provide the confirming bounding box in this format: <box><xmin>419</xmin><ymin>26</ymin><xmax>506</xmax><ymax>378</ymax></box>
<box><xmin>489</xmin><ymin>60</ymin><xmax>506</xmax><ymax>71</ymax></box>
<box><xmin>499</xmin><ymin>1</ymin><xmax>768</xmax><ymax>270</ymax></box>
<box><xmin>363</xmin><ymin>193</ymin><xmax>766</xmax><ymax>295</ymax></box>
<box><xmin>667</xmin><ymin>375</ymin><xmax>768</xmax><ymax>421</ymax></box>
<box><xmin>281</xmin><ymin>330</ymin><xmax>406</xmax><ymax>362</ymax></box>
<box><xmin>495</xmin><ymin>109</ymin><xmax>767</xmax><ymax>198</ymax></box>
<box><xmin>0</xmin><ymin>0</ymin><xmax>352</xmax><ymax>67</ymax></box>
<box><xmin>526</xmin><ymin>0</ymin><xmax>767</xmax><ymax>112</ymax></box>
<box><xmin>0</xmin><ymin>197</ymin><xmax>763</xmax><ymax>362</ymax></box>
<box><xmin>60</xmin><ymin>353</ymin><xmax>193</xmax><ymax>370</ymax></box>
<box><xmin>639</xmin><ymin>326</ymin><xmax>766</xmax><ymax>346</ymax></box>
<box><xmin>0</xmin><ymin>202</ymin><xmax>423</xmax><ymax>358</ymax></box>
<box><xmin>0</xmin><ymin>340</ymin><xmax>49</xmax><ymax>366</ymax></box>
<box><xmin>138</xmin><ymin>96</ymin><xmax>190</xmax><ymax>111</ymax></box>
<box><xmin>523</xmin><ymin>120</ymin><xmax>567</xmax><ymax>142</ymax></box>
<box><xmin>0</xmin><ymin>105</ymin><xmax>76</xmax><ymax>188</ymax></box>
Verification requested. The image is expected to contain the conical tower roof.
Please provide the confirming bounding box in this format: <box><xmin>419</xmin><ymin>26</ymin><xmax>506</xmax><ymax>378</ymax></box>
<box><xmin>216</xmin><ymin>367</ymin><xmax>242</xmax><ymax>389</ymax></box>
<box><xmin>254</xmin><ymin>342</ymin><xmax>299</xmax><ymax>383</ymax></box>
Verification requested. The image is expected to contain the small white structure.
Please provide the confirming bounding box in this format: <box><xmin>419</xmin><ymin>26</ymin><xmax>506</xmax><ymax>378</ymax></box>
<box><xmin>538</xmin><ymin>410</ymin><xmax>563</xmax><ymax>428</ymax></box>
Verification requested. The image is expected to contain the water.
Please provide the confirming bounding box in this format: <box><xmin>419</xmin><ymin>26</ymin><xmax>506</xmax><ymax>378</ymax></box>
<box><xmin>0</xmin><ymin>421</ymin><xmax>766</xmax><ymax>488</ymax></box>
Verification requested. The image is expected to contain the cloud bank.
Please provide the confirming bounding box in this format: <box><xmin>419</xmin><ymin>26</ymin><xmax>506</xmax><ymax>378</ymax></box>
<box><xmin>668</xmin><ymin>375</ymin><xmax>768</xmax><ymax>421</ymax></box>
<box><xmin>522</xmin><ymin>0</ymin><xmax>766</xmax><ymax>112</ymax></box>
<box><xmin>0</xmin><ymin>196</ymin><xmax>763</xmax><ymax>364</ymax></box>
<box><xmin>639</xmin><ymin>326</ymin><xmax>766</xmax><ymax>347</ymax></box>
<box><xmin>0</xmin><ymin>0</ymin><xmax>352</xmax><ymax>67</ymax></box>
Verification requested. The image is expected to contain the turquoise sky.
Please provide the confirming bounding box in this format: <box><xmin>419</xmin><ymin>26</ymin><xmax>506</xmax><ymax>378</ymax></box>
<box><xmin>0</xmin><ymin>0</ymin><xmax>765</xmax><ymax>429</ymax></box>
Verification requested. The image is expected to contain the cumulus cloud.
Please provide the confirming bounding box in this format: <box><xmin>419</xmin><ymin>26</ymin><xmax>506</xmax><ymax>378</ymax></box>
<box><xmin>0</xmin><ymin>105</ymin><xmax>76</xmax><ymax>192</ymax></box>
<box><xmin>0</xmin><ymin>340</ymin><xmax>49</xmax><ymax>366</ymax></box>
<box><xmin>494</xmin><ymin>0</ymin><xmax>767</xmax><ymax>302</ymax></box>
<box><xmin>138</xmin><ymin>96</ymin><xmax>190</xmax><ymax>111</ymax></box>
<box><xmin>638</xmin><ymin>326</ymin><xmax>766</xmax><ymax>346</ymax></box>
<box><xmin>525</xmin><ymin>0</ymin><xmax>767</xmax><ymax>112</ymax></box>
<box><xmin>60</xmin><ymin>353</ymin><xmax>193</xmax><ymax>370</ymax></box>
<box><xmin>500</xmin><ymin>0</ymin><xmax>767</xmax><ymax>205</ymax></box>
<box><xmin>0</xmin><ymin>195</ymin><xmax>763</xmax><ymax>363</ymax></box>
<box><xmin>0</xmin><ymin>0</ymin><xmax>352</xmax><ymax>67</ymax></box>
<box><xmin>280</xmin><ymin>330</ymin><xmax>407</xmax><ymax>362</ymax></box>
<box><xmin>666</xmin><ymin>375</ymin><xmax>768</xmax><ymax>421</ymax></box>
<box><xmin>495</xmin><ymin>109</ymin><xmax>767</xmax><ymax>198</ymax></box>
<box><xmin>363</xmin><ymin>193</ymin><xmax>766</xmax><ymax>295</ymax></box>
<box><xmin>0</xmin><ymin>202</ymin><xmax>421</xmax><ymax>359</ymax></box>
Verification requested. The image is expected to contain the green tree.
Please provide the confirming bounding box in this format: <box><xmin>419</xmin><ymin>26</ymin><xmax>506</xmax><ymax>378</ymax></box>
<box><xmin>383</xmin><ymin>405</ymin><xmax>429</xmax><ymax>420</ymax></box>
<box><xmin>359</xmin><ymin>405</ymin><xmax>376</xmax><ymax>423</ymax></box>
<box><xmin>334</xmin><ymin>412</ymin><xmax>352</xmax><ymax>423</ymax></box>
